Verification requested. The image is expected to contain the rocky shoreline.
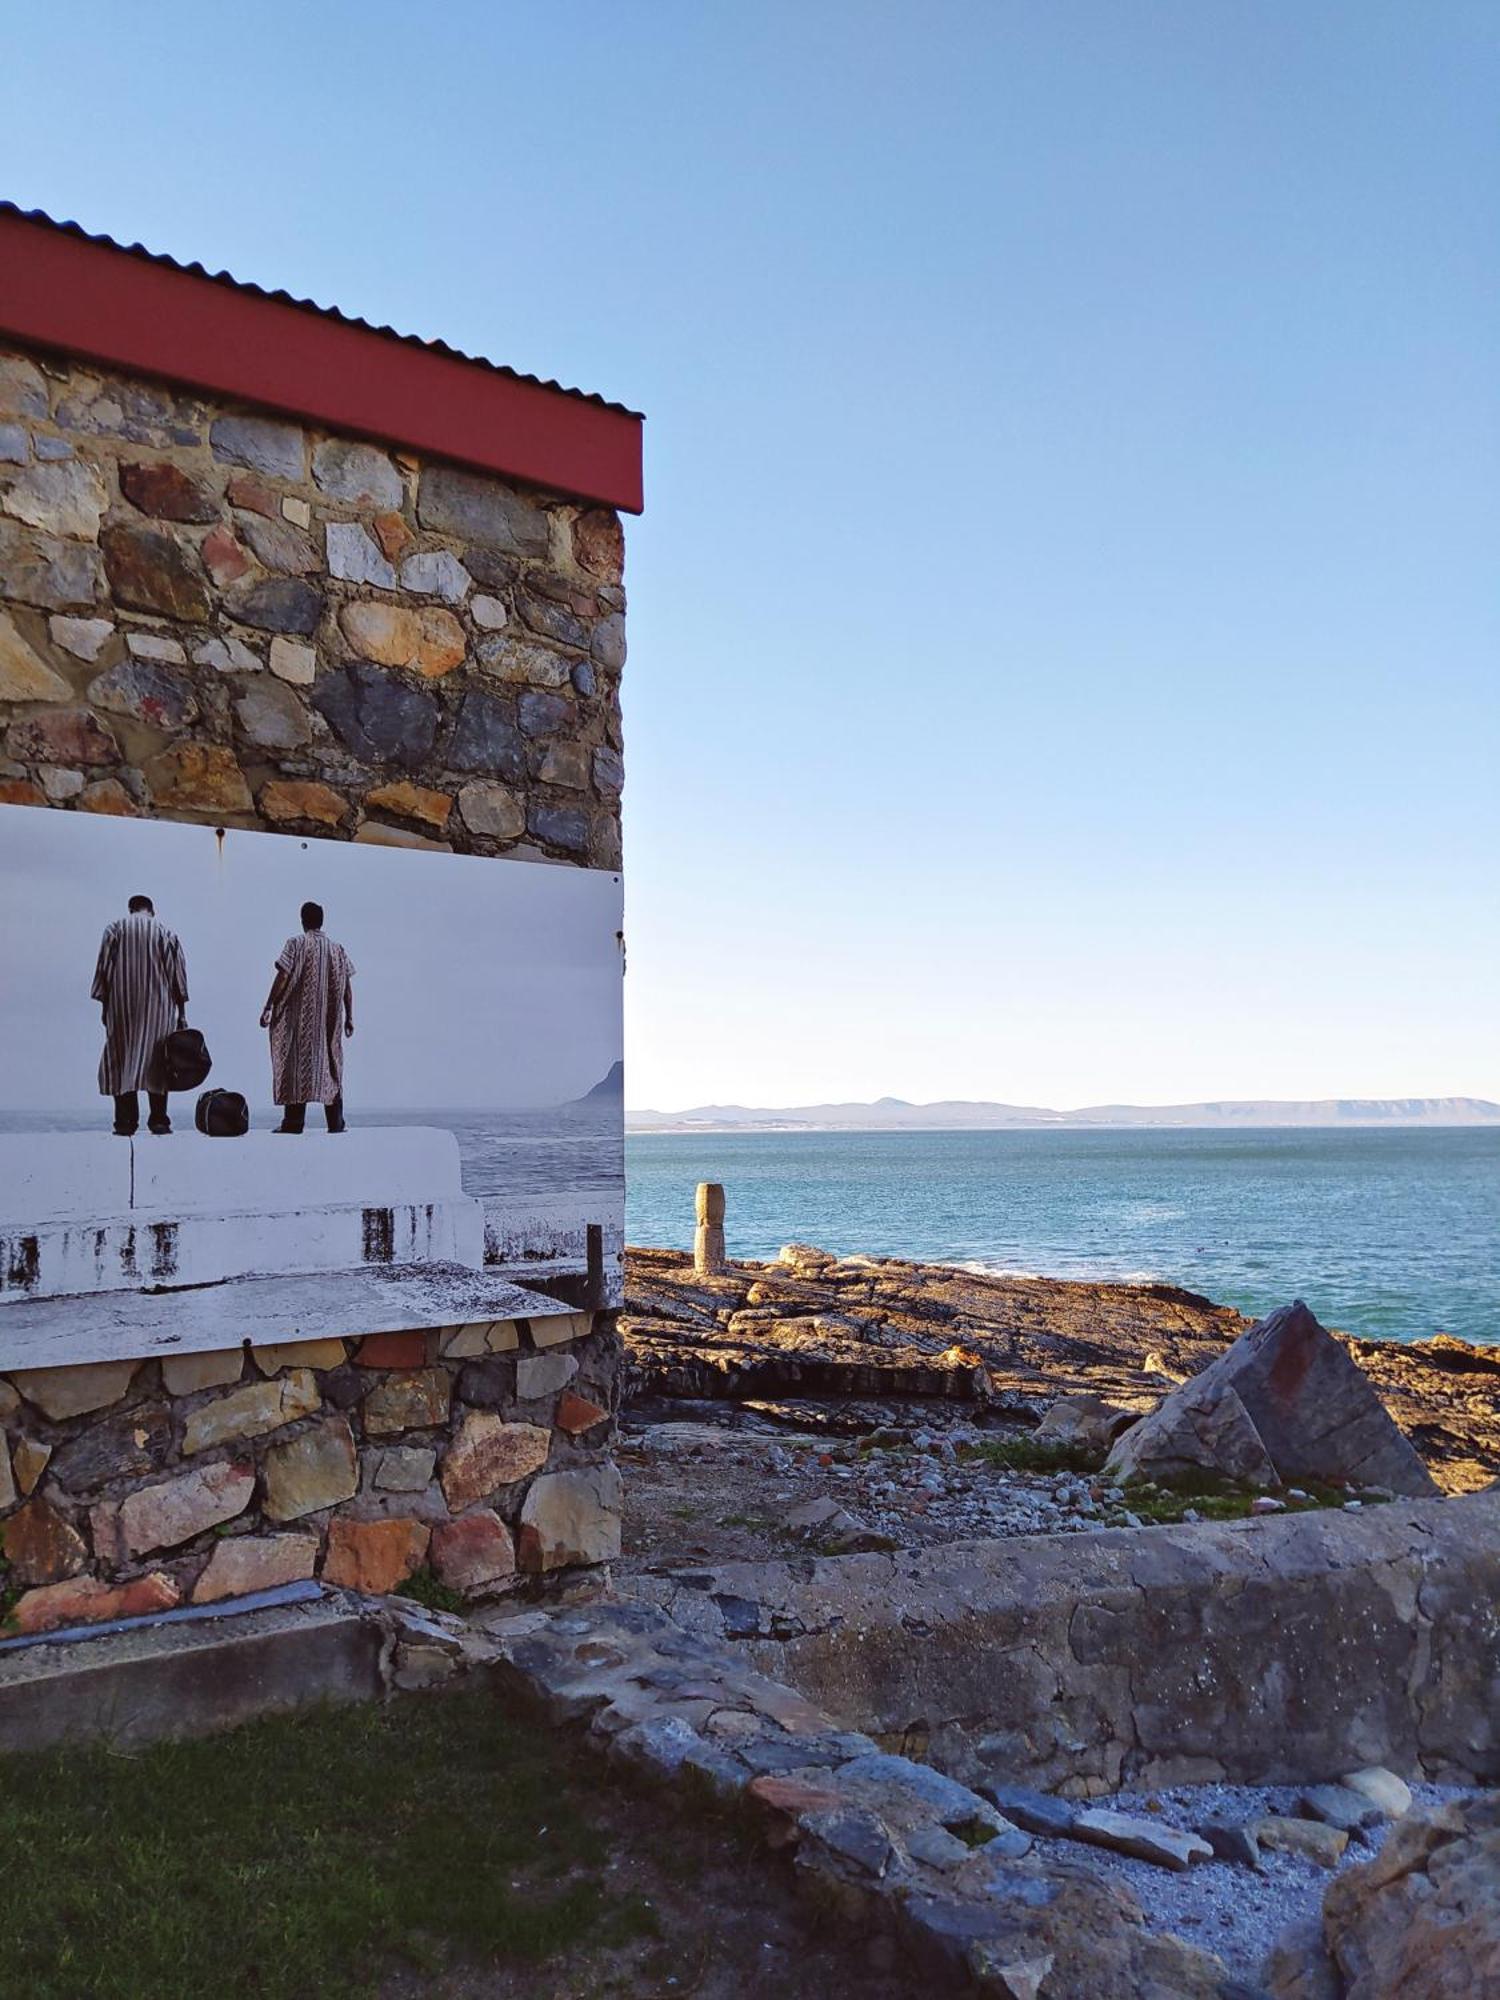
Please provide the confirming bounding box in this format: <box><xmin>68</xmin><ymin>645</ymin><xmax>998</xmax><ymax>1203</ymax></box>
<box><xmin>623</xmin><ymin>1245</ymin><xmax>1500</xmax><ymax>1498</ymax></box>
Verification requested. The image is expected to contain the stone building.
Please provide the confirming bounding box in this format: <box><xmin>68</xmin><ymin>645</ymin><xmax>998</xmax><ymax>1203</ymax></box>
<box><xmin>0</xmin><ymin>205</ymin><xmax>642</xmax><ymax>1632</ymax></box>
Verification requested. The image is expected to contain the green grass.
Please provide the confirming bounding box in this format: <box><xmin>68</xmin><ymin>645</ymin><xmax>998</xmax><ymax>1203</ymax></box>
<box><xmin>960</xmin><ymin>1435</ymin><xmax>1108</xmax><ymax>1476</ymax></box>
<box><xmin>0</xmin><ymin>1691</ymin><xmax>659</xmax><ymax>2000</ymax></box>
<box><xmin>394</xmin><ymin>1566</ymin><xmax>467</xmax><ymax>1616</ymax></box>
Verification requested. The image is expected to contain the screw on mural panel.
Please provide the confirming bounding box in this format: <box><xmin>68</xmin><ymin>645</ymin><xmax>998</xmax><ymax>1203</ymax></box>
<box><xmin>694</xmin><ymin>1182</ymin><xmax>727</xmax><ymax>1274</ymax></box>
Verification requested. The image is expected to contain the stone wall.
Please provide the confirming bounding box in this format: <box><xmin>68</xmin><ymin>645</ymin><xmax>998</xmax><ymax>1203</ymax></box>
<box><xmin>634</xmin><ymin>1491</ymin><xmax>1500</xmax><ymax>1795</ymax></box>
<box><xmin>0</xmin><ymin>337</ymin><xmax>628</xmax><ymax>1628</ymax></box>
<box><xmin>0</xmin><ymin>1315</ymin><xmax>621</xmax><ymax>1635</ymax></box>
<box><xmin>0</xmin><ymin>343</ymin><xmax>624</xmax><ymax>862</ymax></box>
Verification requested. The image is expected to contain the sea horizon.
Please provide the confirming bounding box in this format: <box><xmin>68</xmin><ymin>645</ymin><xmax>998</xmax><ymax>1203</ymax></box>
<box><xmin>624</xmin><ymin>1125</ymin><xmax>1499</xmax><ymax>1349</ymax></box>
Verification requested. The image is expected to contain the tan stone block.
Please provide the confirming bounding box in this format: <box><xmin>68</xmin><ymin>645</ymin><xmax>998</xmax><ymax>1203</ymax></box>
<box><xmin>529</xmin><ymin>1311</ymin><xmax>592</xmax><ymax>1350</ymax></box>
<box><xmin>362</xmin><ymin>1369</ymin><xmax>450</xmax><ymax>1436</ymax></box>
<box><xmin>440</xmin><ymin>1413</ymin><xmax>550</xmax><ymax>1510</ymax></box>
<box><xmin>338</xmin><ymin>600</ymin><xmax>465</xmax><ymax>677</ymax></box>
<box><xmin>365</xmin><ymin>779</ymin><xmax>452</xmax><ymax>832</ymax></box>
<box><xmin>321</xmin><ymin>1514</ymin><xmax>429</xmax><ymax>1594</ymax></box>
<box><xmin>280</xmin><ymin>496</ymin><xmax>312</xmax><ymax>528</ymax></box>
<box><xmin>12</xmin><ymin>1360</ymin><xmax>139</xmax><ymax>1421</ymax></box>
<box><xmin>438</xmin><ymin>1323</ymin><xmax>489</xmax><ymax>1359</ymax></box>
<box><xmin>119</xmin><ymin>1460</ymin><xmax>254</xmax><ymax>1556</ymax></box>
<box><xmin>269</xmin><ymin>636</ymin><xmax>316</xmax><ymax>683</ymax></box>
<box><xmin>517</xmin><ymin>1465</ymin><xmax>622</xmax><ymax>1572</ymax></box>
<box><xmin>261</xmin><ymin>1415</ymin><xmax>358</xmax><ymax>1521</ymax></box>
<box><xmin>431</xmin><ymin>1509</ymin><xmax>515</xmax><ymax>1594</ymax></box>
<box><xmin>11</xmin><ymin>1437</ymin><xmax>50</xmax><ymax>1496</ymax></box>
<box><xmin>0</xmin><ymin>1381</ymin><xmax>19</xmax><ymax>1424</ymax></box>
<box><xmin>0</xmin><ymin>609</ymin><xmax>72</xmax><ymax>701</ymax></box>
<box><xmin>11</xmin><ymin>1571</ymin><xmax>179</xmax><ymax>1636</ymax></box>
<box><xmin>144</xmin><ymin>743</ymin><xmax>253</xmax><ymax>813</ymax></box>
<box><xmin>193</xmin><ymin>1532</ymin><xmax>320</xmax><ymax>1603</ymax></box>
<box><xmin>161</xmin><ymin>1349</ymin><xmax>244</xmax><ymax>1397</ymax></box>
<box><xmin>182</xmin><ymin>1370</ymin><xmax>320</xmax><ymax>1455</ymax></box>
<box><xmin>486</xmin><ymin>1320</ymin><xmax>522</xmax><ymax>1352</ymax></box>
<box><xmin>259</xmin><ymin>778</ymin><xmax>348</xmax><ymax>827</ymax></box>
<box><xmin>0</xmin><ymin>1445</ymin><xmax>14</xmax><ymax>1511</ymax></box>
<box><xmin>352</xmin><ymin>822</ymin><xmax>449</xmax><ymax>852</ymax></box>
<box><xmin>251</xmin><ymin>1339</ymin><xmax>347</xmax><ymax>1376</ymax></box>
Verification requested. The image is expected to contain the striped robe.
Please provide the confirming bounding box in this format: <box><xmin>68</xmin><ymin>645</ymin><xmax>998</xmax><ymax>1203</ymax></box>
<box><xmin>92</xmin><ymin>913</ymin><xmax>189</xmax><ymax>1095</ymax></box>
<box><xmin>268</xmin><ymin>931</ymin><xmax>354</xmax><ymax>1106</ymax></box>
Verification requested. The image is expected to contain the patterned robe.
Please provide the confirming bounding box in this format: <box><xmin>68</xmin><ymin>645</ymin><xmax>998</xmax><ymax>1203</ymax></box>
<box><xmin>268</xmin><ymin>932</ymin><xmax>355</xmax><ymax>1106</ymax></box>
<box><xmin>92</xmin><ymin>913</ymin><xmax>189</xmax><ymax>1095</ymax></box>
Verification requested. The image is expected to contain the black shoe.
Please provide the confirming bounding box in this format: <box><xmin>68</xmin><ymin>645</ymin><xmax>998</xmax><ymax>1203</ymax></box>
<box><xmin>113</xmin><ymin>1126</ymin><xmax>136</xmax><ymax>1138</ymax></box>
<box><xmin>147</xmin><ymin>1121</ymin><xmax>172</xmax><ymax>1136</ymax></box>
<box><xmin>274</xmin><ymin>1123</ymin><xmax>301</xmax><ymax>1135</ymax></box>
<box><xmin>326</xmin><ymin>1120</ymin><xmax>346</xmax><ymax>1134</ymax></box>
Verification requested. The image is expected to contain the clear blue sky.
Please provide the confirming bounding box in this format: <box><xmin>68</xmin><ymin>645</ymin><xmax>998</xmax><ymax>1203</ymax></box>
<box><xmin>4</xmin><ymin>3</ymin><xmax>1496</xmax><ymax>1110</ymax></box>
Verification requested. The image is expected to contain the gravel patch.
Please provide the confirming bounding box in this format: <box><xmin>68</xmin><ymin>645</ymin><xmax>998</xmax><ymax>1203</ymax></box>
<box><xmin>1028</xmin><ymin>1778</ymin><xmax>1475</xmax><ymax>1984</ymax></box>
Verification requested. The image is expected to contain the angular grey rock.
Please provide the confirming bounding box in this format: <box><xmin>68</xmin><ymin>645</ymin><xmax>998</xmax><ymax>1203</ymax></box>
<box><xmin>0</xmin><ymin>519</ymin><xmax>106</xmax><ymax>610</ymax></box>
<box><xmin>417</xmin><ymin>465</ymin><xmax>549</xmax><ymax>555</ymax></box>
<box><xmin>527</xmin><ymin>802</ymin><xmax>590</xmax><ymax>853</ymax></box>
<box><xmin>1106</xmin><ymin>1378</ymin><xmax>1276</xmax><ymax>1489</ymax></box>
<box><xmin>1035</xmin><ymin>1394</ymin><xmax>1137</xmax><ymax>1453</ymax></box>
<box><xmin>1113</xmin><ymin>1301</ymin><xmax>1439</xmax><ymax>1498</ymax></box>
<box><xmin>591</xmin><ymin>611</ymin><xmax>626</xmax><ymax>670</ymax></box>
<box><xmin>1198</xmin><ymin>1820</ymin><xmax>1262</xmax><ymax>1868</ymax></box>
<box><xmin>1299</xmin><ymin>1784</ymin><xmax>1385</xmax><ymax>1836</ymax></box>
<box><xmin>0</xmin><ymin>423</ymin><xmax>26</xmax><ymax>463</ymax></box>
<box><xmin>0</xmin><ymin>352</ymin><xmax>48</xmax><ymax>419</ymax></box>
<box><xmin>49</xmin><ymin>614</ymin><xmax>115</xmax><ymax>661</ymax></box>
<box><xmin>311</xmin><ymin>438</ymin><xmax>402</xmax><ymax>508</ymax></box>
<box><xmin>1071</xmin><ymin>1808</ymin><xmax>1212</xmax><ymax>1871</ymax></box>
<box><xmin>311</xmin><ymin>662</ymin><xmax>439</xmax><ymax>768</ymax></box>
<box><xmin>518</xmin><ymin>688</ymin><xmax>572</xmax><ymax>736</ymax></box>
<box><xmin>88</xmin><ymin>658</ymin><xmax>198</xmax><ymax>731</ymax></box>
<box><xmin>235</xmin><ymin>677</ymin><xmax>312</xmax><ymax>750</ymax></box>
<box><xmin>223</xmin><ymin>576</ymin><xmax>324</xmax><ymax>635</ymax></box>
<box><xmin>399</xmin><ymin>549</ymin><xmax>471</xmax><ymax>602</ymax></box>
<box><xmin>209</xmin><ymin>413</ymin><xmax>306</xmax><ymax>480</ymax></box>
<box><xmin>237</xmin><ymin>513</ymin><xmax>319</xmax><ymax>575</ymax></box>
<box><xmin>800</xmin><ymin>1804</ymin><xmax>894</xmax><ymax>1879</ymax></box>
<box><xmin>593</xmin><ymin>746</ymin><xmax>624</xmax><ymax>795</ymax></box>
<box><xmin>442</xmin><ymin>690</ymin><xmax>525</xmax><ymax>779</ymax></box>
<box><xmin>325</xmin><ymin>520</ymin><xmax>396</xmax><ymax>588</ymax></box>
<box><xmin>1263</xmin><ymin>1916</ymin><xmax>1340</xmax><ymax>2000</ymax></box>
<box><xmin>979</xmin><ymin>1784</ymin><xmax>1077</xmax><ymax>1839</ymax></box>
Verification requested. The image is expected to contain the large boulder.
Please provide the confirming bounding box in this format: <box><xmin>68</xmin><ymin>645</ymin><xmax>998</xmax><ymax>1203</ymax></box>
<box><xmin>1105</xmin><ymin>1301</ymin><xmax>1438</xmax><ymax>1498</ymax></box>
<box><xmin>1106</xmin><ymin>1378</ymin><xmax>1276</xmax><ymax>1488</ymax></box>
<box><xmin>1265</xmin><ymin>1792</ymin><xmax>1500</xmax><ymax>1997</ymax></box>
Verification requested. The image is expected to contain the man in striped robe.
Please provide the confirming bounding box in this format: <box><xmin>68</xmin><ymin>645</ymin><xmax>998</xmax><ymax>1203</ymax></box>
<box><xmin>92</xmin><ymin>895</ymin><xmax>190</xmax><ymax>1136</ymax></box>
<box><xmin>261</xmin><ymin>901</ymin><xmax>355</xmax><ymax>1134</ymax></box>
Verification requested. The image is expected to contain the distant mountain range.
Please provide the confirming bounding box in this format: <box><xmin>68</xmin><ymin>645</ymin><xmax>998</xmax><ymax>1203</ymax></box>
<box><xmin>626</xmin><ymin>1095</ymin><xmax>1500</xmax><ymax>1133</ymax></box>
<box><xmin>579</xmin><ymin>1060</ymin><xmax>625</xmax><ymax>1102</ymax></box>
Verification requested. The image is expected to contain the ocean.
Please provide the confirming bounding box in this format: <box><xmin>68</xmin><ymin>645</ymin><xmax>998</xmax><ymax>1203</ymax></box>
<box><xmin>623</xmin><ymin>1127</ymin><xmax>1500</xmax><ymax>1347</ymax></box>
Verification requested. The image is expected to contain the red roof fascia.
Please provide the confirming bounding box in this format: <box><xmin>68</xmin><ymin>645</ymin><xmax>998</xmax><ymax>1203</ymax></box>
<box><xmin>0</xmin><ymin>208</ymin><xmax>643</xmax><ymax>513</ymax></box>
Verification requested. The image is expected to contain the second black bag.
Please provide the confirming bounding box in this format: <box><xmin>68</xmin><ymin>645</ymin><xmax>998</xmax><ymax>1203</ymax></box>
<box><xmin>195</xmin><ymin>1088</ymin><xmax>249</xmax><ymax>1137</ymax></box>
<box><xmin>159</xmin><ymin>1026</ymin><xmax>212</xmax><ymax>1092</ymax></box>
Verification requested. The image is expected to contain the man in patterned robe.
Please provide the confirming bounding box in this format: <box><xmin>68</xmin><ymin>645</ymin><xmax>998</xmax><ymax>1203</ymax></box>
<box><xmin>261</xmin><ymin>901</ymin><xmax>355</xmax><ymax>1134</ymax></box>
<box><xmin>92</xmin><ymin>894</ymin><xmax>190</xmax><ymax>1136</ymax></box>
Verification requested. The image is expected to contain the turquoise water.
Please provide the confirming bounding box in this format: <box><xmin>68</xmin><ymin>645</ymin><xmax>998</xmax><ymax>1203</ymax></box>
<box><xmin>625</xmin><ymin>1128</ymin><xmax>1500</xmax><ymax>1346</ymax></box>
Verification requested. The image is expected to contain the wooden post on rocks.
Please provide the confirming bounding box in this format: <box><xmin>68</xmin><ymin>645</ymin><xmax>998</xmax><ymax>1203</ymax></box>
<box><xmin>694</xmin><ymin>1182</ymin><xmax>727</xmax><ymax>1274</ymax></box>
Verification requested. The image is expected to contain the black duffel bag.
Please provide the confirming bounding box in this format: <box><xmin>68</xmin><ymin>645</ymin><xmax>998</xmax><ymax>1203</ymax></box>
<box><xmin>194</xmin><ymin>1088</ymin><xmax>249</xmax><ymax>1137</ymax></box>
<box><xmin>158</xmin><ymin>1026</ymin><xmax>212</xmax><ymax>1092</ymax></box>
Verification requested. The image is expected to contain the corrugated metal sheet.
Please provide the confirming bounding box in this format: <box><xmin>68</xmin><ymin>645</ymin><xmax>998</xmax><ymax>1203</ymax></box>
<box><xmin>0</xmin><ymin>201</ymin><xmax>642</xmax><ymax>421</ymax></box>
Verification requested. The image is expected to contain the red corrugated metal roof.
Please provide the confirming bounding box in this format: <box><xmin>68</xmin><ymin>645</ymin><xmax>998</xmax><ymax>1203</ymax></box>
<box><xmin>0</xmin><ymin>204</ymin><xmax>644</xmax><ymax>512</ymax></box>
<box><xmin>0</xmin><ymin>203</ymin><xmax>642</xmax><ymax>418</ymax></box>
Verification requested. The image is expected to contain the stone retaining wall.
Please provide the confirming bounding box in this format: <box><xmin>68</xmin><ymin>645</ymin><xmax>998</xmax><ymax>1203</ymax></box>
<box><xmin>0</xmin><ymin>342</ymin><xmax>623</xmax><ymax>862</ymax></box>
<box><xmin>0</xmin><ymin>1314</ymin><xmax>621</xmax><ymax>1634</ymax></box>
<box><xmin>0</xmin><ymin>337</ymin><xmax>628</xmax><ymax>1628</ymax></box>
<box><xmin>634</xmin><ymin>1492</ymin><xmax>1500</xmax><ymax>1795</ymax></box>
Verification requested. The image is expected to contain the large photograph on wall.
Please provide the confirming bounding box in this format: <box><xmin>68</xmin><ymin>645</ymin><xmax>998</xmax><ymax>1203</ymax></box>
<box><xmin>0</xmin><ymin>803</ymin><xmax>624</xmax><ymax>1370</ymax></box>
